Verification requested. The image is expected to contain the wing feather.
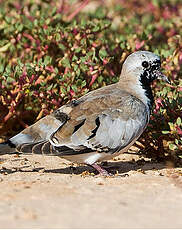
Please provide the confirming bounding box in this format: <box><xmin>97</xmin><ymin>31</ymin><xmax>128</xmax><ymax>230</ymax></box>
<box><xmin>50</xmin><ymin>88</ymin><xmax>149</xmax><ymax>155</ymax></box>
<box><xmin>8</xmin><ymin>84</ymin><xmax>149</xmax><ymax>157</ymax></box>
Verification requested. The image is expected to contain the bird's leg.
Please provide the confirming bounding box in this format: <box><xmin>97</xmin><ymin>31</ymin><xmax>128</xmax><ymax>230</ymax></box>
<box><xmin>89</xmin><ymin>163</ymin><xmax>112</xmax><ymax>176</ymax></box>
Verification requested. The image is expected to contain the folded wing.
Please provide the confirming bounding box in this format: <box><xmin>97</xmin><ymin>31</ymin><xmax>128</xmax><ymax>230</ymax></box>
<box><xmin>2</xmin><ymin>85</ymin><xmax>149</xmax><ymax>157</ymax></box>
<box><xmin>49</xmin><ymin>86</ymin><xmax>149</xmax><ymax>156</ymax></box>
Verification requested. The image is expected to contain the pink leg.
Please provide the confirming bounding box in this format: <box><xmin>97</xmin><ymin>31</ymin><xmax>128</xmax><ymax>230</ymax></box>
<box><xmin>89</xmin><ymin>163</ymin><xmax>112</xmax><ymax>176</ymax></box>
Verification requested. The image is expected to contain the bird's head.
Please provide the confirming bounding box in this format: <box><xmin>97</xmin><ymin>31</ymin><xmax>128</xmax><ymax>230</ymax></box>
<box><xmin>121</xmin><ymin>51</ymin><xmax>170</xmax><ymax>85</ymax></box>
<box><xmin>120</xmin><ymin>51</ymin><xmax>170</xmax><ymax>109</ymax></box>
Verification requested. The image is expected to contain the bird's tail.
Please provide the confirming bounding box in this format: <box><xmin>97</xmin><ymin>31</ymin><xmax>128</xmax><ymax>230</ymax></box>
<box><xmin>0</xmin><ymin>132</ymin><xmax>34</xmax><ymax>155</ymax></box>
<box><xmin>0</xmin><ymin>140</ymin><xmax>17</xmax><ymax>154</ymax></box>
<box><xmin>0</xmin><ymin>135</ymin><xmax>91</xmax><ymax>157</ymax></box>
<box><xmin>0</xmin><ymin>137</ymin><xmax>52</xmax><ymax>155</ymax></box>
<box><xmin>0</xmin><ymin>113</ymin><xmax>64</xmax><ymax>155</ymax></box>
<box><xmin>0</xmin><ymin>138</ymin><xmax>57</xmax><ymax>156</ymax></box>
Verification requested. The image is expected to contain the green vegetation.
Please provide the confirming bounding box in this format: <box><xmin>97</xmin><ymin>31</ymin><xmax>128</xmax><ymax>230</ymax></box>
<box><xmin>0</xmin><ymin>0</ymin><xmax>181</xmax><ymax>161</ymax></box>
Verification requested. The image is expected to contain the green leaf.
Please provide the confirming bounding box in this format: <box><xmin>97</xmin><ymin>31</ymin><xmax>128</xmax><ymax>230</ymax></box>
<box><xmin>5</xmin><ymin>16</ymin><xmax>12</xmax><ymax>23</ymax></box>
<box><xmin>71</xmin><ymin>85</ymin><xmax>77</xmax><ymax>92</ymax></box>
<box><xmin>26</xmin><ymin>106</ymin><xmax>32</xmax><ymax>110</ymax></box>
<box><xmin>75</xmin><ymin>47</ymin><xmax>81</xmax><ymax>53</ymax></box>
<box><xmin>152</xmin><ymin>0</ymin><xmax>159</xmax><ymax>6</ymax></box>
<box><xmin>162</xmin><ymin>130</ymin><xmax>170</xmax><ymax>134</ymax></box>
<box><xmin>55</xmin><ymin>33</ymin><xmax>61</xmax><ymax>41</ymax></box>
<box><xmin>97</xmin><ymin>75</ymin><xmax>103</xmax><ymax>83</ymax></box>
<box><xmin>22</xmin><ymin>16</ymin><xmax>33</xmax><ymax>29</ymax></box>
<box><xmin>45</xmin><ymin>18</ymin><xmax>51</xmax><ymax>25</ymax></box>
<box><xmin>61</xmin><ymin>87</ymin><xmax>66</xmax><ymax>94</ymax></box>
<box><xmin>76</xmin><ymin>68</ymin><xmax>80</xmax><ymax>76</ymax></box>
<box><xmin>34</xmin><ymin>19</ymin><xmax>38</xmax><ymax>27</ymax></box>
<box><xmin>6</xmin><ymin>76</ymin><xmax>15</xmax><ymax>83</ymax></box>
<box><xmin>47</xmin><ymin>84</ymin><xmax>53</xmax><ymax>90</ymax></box>
<box><xmin>80</xmin><ymin>63</ymin><xmax>88</xmax><ymax>71</ymax></box>
<box><xmin>0</xmin><ymin>64</ymin><xmax>4</xmax><ymax>73</ymax></box>
<box><xmin>72</xmin><ymin>55</ymin><xmax>78</xmax><ymax>61</ymax></box>
<box><xmin>176</xmin><ymin>117</ymin><xmax>181</xmax><ymax>126</ymax></box>
<box><xmin>93</xmin><ymin>26</ymin><xmax>100</xmax><ymax>32</ymax></box>
<box><xmin>169</xmin><ymin>143</ymin><xmax>177</xmax><ymax>151</ymax></box>
<box><xmin>120</xmin><ymin>43</ymin><xmax>125</xmax><ymax>49</ymax></box>
<box><xmin>67</xmin><ymin>85</ymin><xmax>70</xmax><ymax>92</ymax></box>
<box><xmin>61</xmin><ymin>58</ymin><xmax>71</xmax><ymax>68</ymax></box>
<box><xmin>0</xmin><ymin>42</ymin><xmax>11</xmax><ymax>52</ymax></box>
<box><xmin>44</xmin><ymin>56</ymin><xmax>52</xmax><ymax>65</ymax></box>
<box><xmin>141</xmin><ymin>32</ymin><xmax>148</xmax><ymax>40</ymax></box>
<box><xmin>99</xmin><ymin>49</ymin><xmax>108</xmax><ymax>59</ymax></box>
<box><xmin>95</xmin><ymin>7</ymin><xmax>106</xmax><ymax>19</ymax></box>
<box><xmin>80</xmin><ymin>56</ymin><xmax>87</xmax><ymax>63</ymax></box>
<box><xmin>58</xmin><ymin>43</ymin><xmax>66</xmax><ymax>51</ymax></box>
<box><xmin>81</xmin><ymin>80</ymin><xmax>86</xmax><ymax>87</ymax></box>
<box><xmin>16</xmin><ymin>23</ymin><xmax>23</xmax><ymax>32</ymax></box>
<box><xmin>175</xmin><ymin>139</ymin><xmax>179</xmax><ymax>145</ymax></box>
<box><xmin>73</xmin><ymin>64</ymin><xmax>78</xmax><ymax>71</ymax></box>
<box><xmin>5</xmin><ymin>65</ymin><xmax>11</xmax><ymax>74</ymax></box>
<box><xmin>40</xmin><ymin>82</ymin><xmax>46</xmax><ymax>86</ymax></box>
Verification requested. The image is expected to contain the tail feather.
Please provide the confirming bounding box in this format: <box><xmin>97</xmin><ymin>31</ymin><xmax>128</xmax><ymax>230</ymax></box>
<box><xmin>32</xmin><ymin>142</ymin><xmax>46</xmax><ymax>154</ymax></box>
<box><xmin>42</xmin><ymin>142</ymin><xmax>53</xmax><ymax>155</ymax></box>
<box><xmin>0</xmin><ymin>138</ymin><xmax>94</xmax><ymax>158</ymax></box>
<box><xmin>16</xmin><ymin>141</ymin><xmax>43</xmax><ymax>153</ymax></box>
<box><xmin>0</xmin><ymin>140</ymin><xmax>17</xmax><ymax>155</ymax></box>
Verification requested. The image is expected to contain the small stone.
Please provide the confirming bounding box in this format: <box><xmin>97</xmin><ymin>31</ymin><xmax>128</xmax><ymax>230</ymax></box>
<box><xmin>38</xmin><ymin>168</ymin><xmax>45</xmax><ymax>173</ymax></box>
<box><xmin>81</xmin><ymin>171</ymin><xmax>91</xmax><ymax>177</ymax></box>
<box><xmin>95</xmin><ymin>178</ymin><xmax>105</xmax><ymax>185</ymax></box>
<box><xmin>36</xmin><ymin>168</ymin><xmax>45</xmax><ymax>173</ymax></box>
<box><xmin>97</xmin><ymin>182</ymin><xmax>104</xmax><ymax>185</ymax></box>
<box><xmin>137</xmin><ymin>169</ymin><xmax>146</xmax><ymax>174</ymax></box>
<box><xmin>24</xmin><ymin>185</ymin><xmax>31</xmax><ymax>189</ymax></box>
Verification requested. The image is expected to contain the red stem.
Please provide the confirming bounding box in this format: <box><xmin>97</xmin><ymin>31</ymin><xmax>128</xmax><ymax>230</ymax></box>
<box><xmin>67</xmin><ymin>0</ymin><xmax>90</xmax><ymax>21</ymax></box>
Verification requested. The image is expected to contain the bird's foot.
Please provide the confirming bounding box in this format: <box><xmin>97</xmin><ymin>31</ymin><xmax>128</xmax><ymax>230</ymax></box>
<box><xmin>89</xmin><ymin>163</ymin><xmax>113</xmax><ymax>177</ymax></box>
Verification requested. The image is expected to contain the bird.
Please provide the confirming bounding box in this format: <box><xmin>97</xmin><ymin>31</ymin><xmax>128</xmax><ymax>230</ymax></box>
<box><xmin>0</xmin><ymin>51</ymin><xmax>169</xmax><ymax>176</ymax></box>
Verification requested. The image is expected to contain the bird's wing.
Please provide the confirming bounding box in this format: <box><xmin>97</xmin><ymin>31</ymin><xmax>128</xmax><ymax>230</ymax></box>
<box><xmin>48</xmin><ymin>86</ymin><xmax>149</xmax><ymax>155</ymax></box>
<box><xmin>6</xmin><ymin>85</ymin><xmax>149</xmax><ymax>156</ymax></box>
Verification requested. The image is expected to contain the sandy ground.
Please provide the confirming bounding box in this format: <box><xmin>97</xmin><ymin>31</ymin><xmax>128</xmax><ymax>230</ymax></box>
<box><xmin>0</xmin><ymin>153</ymin><xmax>182</xmax><ymax>229</ymax></box>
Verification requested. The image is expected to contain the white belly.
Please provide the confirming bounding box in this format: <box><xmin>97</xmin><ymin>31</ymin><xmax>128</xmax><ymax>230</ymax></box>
<box><xmin>60</xmin><ymin>141</ymin><xmax>134</xmax><ymax>165</ymax></box>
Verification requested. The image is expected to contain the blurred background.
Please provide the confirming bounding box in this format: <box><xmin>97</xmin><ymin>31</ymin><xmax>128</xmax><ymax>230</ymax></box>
<box><xmin>0</xmin><ymin>0</ymin><xmax>181</xmax><ymax>162</ymax></box>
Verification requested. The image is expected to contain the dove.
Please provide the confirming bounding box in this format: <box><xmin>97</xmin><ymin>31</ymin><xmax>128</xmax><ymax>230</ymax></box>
<box><xmin>0</xmin><ymin>51</ymin><xmax>169</xmax><ymax>176</ymax></box>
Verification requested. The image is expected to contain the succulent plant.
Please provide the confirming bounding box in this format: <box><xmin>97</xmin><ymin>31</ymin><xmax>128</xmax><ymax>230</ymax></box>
<box><xmin>0</xmin><ymin>0</ymin><xmax>181</xmax><ymax>161</ymax></box>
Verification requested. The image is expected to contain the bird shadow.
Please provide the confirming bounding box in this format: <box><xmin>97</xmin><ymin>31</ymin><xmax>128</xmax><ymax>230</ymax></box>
<box><xmin>0</xmin><ymin>157</ymin><xmax>172</xmax><ymax>176</ymax></box>
<box><xmin>43</xmin><ymin>160</ymin><xmax>166</xmax><ymax>175</ymax></box>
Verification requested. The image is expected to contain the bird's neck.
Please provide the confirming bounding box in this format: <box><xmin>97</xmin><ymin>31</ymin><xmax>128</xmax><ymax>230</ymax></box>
<box><xmin>118</xmin><ymin>76</ymin><xmax>154</xmax><ymax>110</ymax></box>
<box><xmin>139</xmin><ymin>81</ymin><xmax>154</xmax><ymax>110</ymax></box>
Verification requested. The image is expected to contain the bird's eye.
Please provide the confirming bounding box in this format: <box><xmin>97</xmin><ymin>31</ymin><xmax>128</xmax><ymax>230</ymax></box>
<box><xmin>142</xmin><ymin>61</ymin><xmax>149</xmax><ymax>68</ymax></box>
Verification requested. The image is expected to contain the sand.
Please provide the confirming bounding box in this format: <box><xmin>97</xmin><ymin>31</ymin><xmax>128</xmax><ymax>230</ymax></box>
<box><xmin>0</xmin><ymin>153</ymin><xmax>182</xmax><ymax>229</ymax></box>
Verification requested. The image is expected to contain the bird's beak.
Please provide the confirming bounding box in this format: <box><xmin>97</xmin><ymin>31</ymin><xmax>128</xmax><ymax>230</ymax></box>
<box><xmin>155</xmin><ymin>70</ymin><xmax>170</xmax><ymax>84</ymax></box>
